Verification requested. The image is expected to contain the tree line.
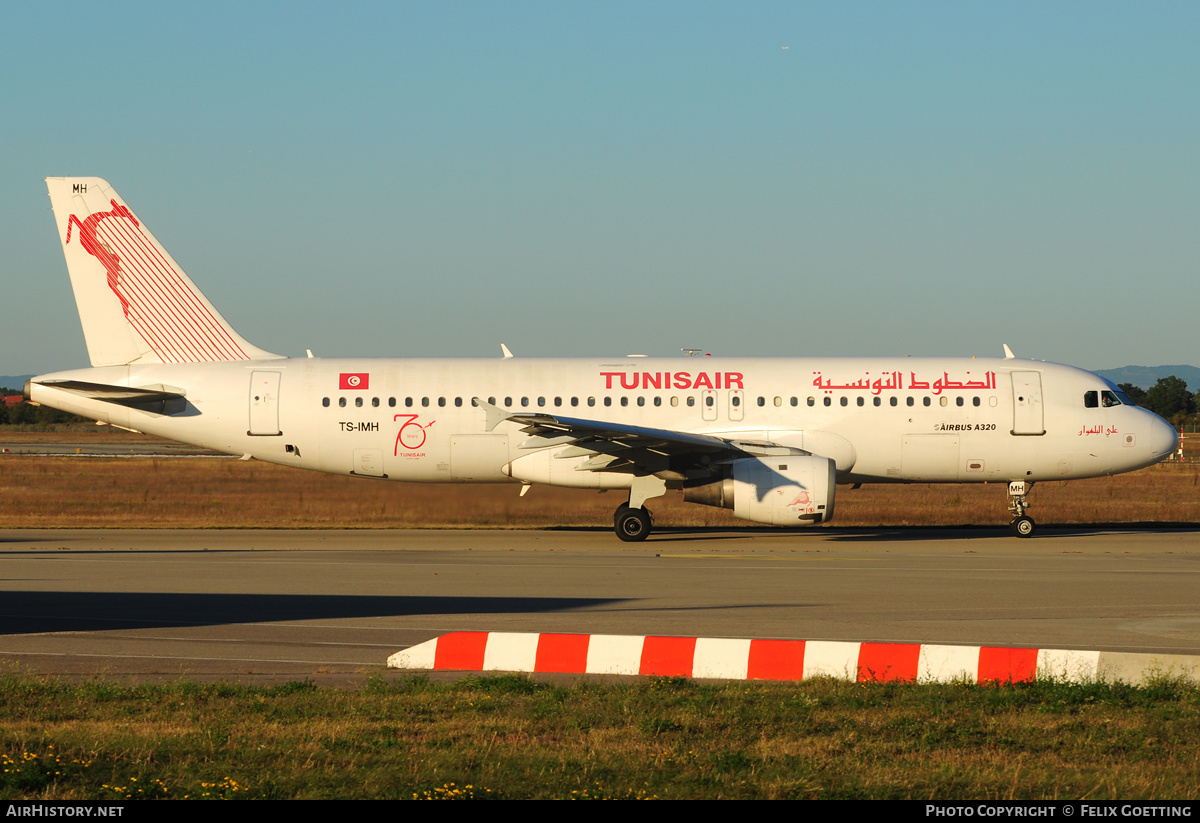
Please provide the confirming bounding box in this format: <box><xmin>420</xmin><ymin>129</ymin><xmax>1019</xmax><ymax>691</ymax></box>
<box><xmin>1119</xmin><ymin>376</ymin><xmax>1196</xmax><ymax>427</ymax></box>
<box><xmin>0</xmin><ymin>387</ymin><xmax>88</xmax><ymax>426</ymax></box>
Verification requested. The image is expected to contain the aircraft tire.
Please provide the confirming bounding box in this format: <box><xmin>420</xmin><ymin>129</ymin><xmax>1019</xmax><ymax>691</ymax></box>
<box><xmin>613</xmin><ymin>502</ymin><xmax>630</xmax><ymax>527</ymax></box>
<box><xmin>1010</xmin><ymin>516</ymin><xmax>1036</xmax><ymax>538</ymax></box>
<box><xmin>615</xmin><ymin>508</ymin><xmax>651</xmax><ymax>542</ymax></box>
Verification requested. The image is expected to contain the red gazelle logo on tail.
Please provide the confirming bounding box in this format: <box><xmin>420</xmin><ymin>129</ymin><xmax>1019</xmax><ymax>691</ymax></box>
<box><xmin>66</xmin><ymin>200</ymin><xmax>139</xmax><ymax>316</ymax></box>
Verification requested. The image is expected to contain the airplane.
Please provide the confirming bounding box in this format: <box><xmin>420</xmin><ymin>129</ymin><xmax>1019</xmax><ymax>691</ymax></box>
<box><xmin>26</xmin><ymin>177</ymin><xmax>1178</xmax><ymax>541</ymax></box>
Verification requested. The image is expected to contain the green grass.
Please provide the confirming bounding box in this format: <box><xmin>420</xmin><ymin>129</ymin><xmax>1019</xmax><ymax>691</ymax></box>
<box><xmin>2</xmin><ymin>671</ymin><xmax>1198</xmax><ymax>799</ymax></box>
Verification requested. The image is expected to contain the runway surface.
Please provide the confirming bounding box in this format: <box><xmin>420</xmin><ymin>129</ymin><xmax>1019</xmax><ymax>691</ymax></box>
<box><xmin>0</xmin><ymin>440</ymin><xmax>217</xmax><ymax>456</ymax></box>
<box><xmin>2</xmin><ymin>526</ymin><xmax>1199</xmax><ymax>684</ymax></box>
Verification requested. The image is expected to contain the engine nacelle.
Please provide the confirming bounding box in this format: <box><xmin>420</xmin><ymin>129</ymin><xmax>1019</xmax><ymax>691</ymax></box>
<box><xmin>684</xmin><ymin>455</ymin><xmax>836</xmax><ymax>526</ymax></box>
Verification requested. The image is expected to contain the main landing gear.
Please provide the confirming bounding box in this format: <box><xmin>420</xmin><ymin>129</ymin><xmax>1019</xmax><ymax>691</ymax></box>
<box><xmin>1007</xmin><ymin>480</ymin><xmax>1036</xmax><ymax>538</ymax></box>
<box><xmin>613</xmin><ymin>476</ymin><xmax>667</xmax><ymax>542</ymax></box>
<box><xmin>614</xmin><ymin>503</ymin><xmax>652</xmax><ymax>542</ymax></box>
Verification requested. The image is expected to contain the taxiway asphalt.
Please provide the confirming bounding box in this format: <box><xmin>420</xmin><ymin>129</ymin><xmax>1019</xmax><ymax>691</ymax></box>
<box><xmin>2</xmin><ymin>527</ymin><xmax>1198</xmax><ymax>684</ymax></box>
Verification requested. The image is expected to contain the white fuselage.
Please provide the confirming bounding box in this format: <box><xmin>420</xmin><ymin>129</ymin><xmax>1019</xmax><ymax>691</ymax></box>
<box><xmin>29</xmin><ymin>355</ymin><xmax>1178</xmax><ymax>490</ymax></box>
<box><xmin>34</xmin><ymin>177</ymin><xmax>1180</xmax><ymax>538</ymax></box>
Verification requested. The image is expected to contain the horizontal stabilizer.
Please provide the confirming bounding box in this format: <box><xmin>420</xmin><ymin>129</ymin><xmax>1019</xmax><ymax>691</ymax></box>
<box><xmin>33</xmin><ymin>379</ymin><xmax>186</xmax><ymax>413</ymax></box>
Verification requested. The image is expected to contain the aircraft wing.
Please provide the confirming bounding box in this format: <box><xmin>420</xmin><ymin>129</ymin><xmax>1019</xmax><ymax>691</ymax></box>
<box><xmin>475</xmin><ymin>398</ymin><xmax>800</xmax><ymax>474</ymax></box>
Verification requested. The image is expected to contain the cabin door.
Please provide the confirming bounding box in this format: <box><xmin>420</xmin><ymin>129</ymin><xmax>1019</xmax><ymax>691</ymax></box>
<box><xmin>248</xmin><ymin>371</ymin><xmax>282</xmax><ymax>436</ymax></box>
<box><xmin>1010</xmin><ymin>371</ymin><xmax>1045</xmax><ymax>436</ymax></box>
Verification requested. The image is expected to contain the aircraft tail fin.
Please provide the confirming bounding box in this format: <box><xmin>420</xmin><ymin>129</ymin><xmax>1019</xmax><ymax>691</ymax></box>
<box><xmin>45</xmin><ymin>177</ymin><xmax>282</xmax><ymax>366</ymax></box>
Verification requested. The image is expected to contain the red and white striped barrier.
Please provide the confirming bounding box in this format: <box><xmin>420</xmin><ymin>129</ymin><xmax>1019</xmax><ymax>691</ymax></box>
<box><xmin>386</xmin><ymin>632</ymin><xmax>1196</xmax><ymax>684</ymax></box>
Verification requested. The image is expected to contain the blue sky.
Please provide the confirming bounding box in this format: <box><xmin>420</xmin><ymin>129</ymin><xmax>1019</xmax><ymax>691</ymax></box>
<box><xmin>2</xmin><ymin>1</ymin><xmax>1197</xmax><ymax>375</ymax></box>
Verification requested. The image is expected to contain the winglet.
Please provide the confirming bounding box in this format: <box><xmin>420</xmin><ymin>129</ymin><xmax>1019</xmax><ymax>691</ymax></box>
<box><xmin>1002</xmin><ymin>344</ymin><xmax>1016</xmax><ymax>360</ymax></box>
<box><xmin>501</xmin><ymin>343</ymin><xmax>514</xmax><ymax>359</ymax></box>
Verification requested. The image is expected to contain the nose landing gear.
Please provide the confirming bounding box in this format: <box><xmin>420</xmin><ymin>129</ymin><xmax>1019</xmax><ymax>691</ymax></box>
<box><xmin>1007</xmin><ymin>480</ymin><xmax>1036</xmax><ymax>537</ymax></box>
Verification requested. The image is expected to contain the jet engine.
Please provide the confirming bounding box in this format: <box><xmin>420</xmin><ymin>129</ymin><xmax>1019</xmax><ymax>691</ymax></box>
<box><xmin>683</xmin><ymin>455</ymin><xmax>836</xmax><ymax>526</ymax></box>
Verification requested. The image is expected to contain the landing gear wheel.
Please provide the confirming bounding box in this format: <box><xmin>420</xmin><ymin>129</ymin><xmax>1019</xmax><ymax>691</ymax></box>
<box><xmin>615</xmin><ymin>507</ymin><xmax>652</xmax><ymax>542</ymax></box>
<box><xmin>614</xmin><ymin>502</ymin><xmax>630</xmax><ymax>528</ymax></box>
<box><xmin>1010</xmin><ymin>515</ymin><xmax>1036</xmax><ymax>538</ymax></box>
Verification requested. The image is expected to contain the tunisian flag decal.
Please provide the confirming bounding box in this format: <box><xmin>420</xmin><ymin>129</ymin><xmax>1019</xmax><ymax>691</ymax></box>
<box><xmin>339</xmin><ymin>373</ymin><xmax>369</xmax><ymax>390</ymax></box>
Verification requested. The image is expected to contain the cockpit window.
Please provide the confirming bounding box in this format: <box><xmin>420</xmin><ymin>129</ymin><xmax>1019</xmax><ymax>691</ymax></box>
<box><xmin>1098</xmin><ymin>377</ymin><xmax>1137</xmax><ymax>407</ymax></box>
<box><xmin>1087</xmin><ymin>387</ymin><xmax>1134</xmax><ymax>408</ymax></box>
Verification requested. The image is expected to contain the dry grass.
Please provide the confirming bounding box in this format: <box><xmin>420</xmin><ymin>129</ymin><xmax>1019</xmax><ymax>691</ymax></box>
<box><xmin>1</xmin><ymin>449</ymin><xmax>1197</xmax><ymax>530</ymax></box>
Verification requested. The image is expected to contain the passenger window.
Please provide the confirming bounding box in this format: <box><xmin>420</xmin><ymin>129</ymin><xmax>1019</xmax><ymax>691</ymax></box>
<box><xmin>438</xmin><ymin>397</ymin><xmax>446</xmax><ymax>407</ymax></box>
<box><xmin>521</xmin><ymin>397</ymin><xmax>529</xmax><ymax>407</ymax></box>
<box><xmin>571</xmin><ymin>397</ymin><xmax>578</xmax><ymax>407</ymax></box>
<box><xmin>322</xmin><ymin>397</ymin><xmax>330</xmax><ymax>407</ymax></box>
<box><xmin>808</xmin><ymin>397</ymin><xmax>815</xmax><ymax>407</ymax></box>
<box><xmin>774</xmin><ymin>397</ymin><xmax>782</xmax><ymax>407</ymax></box>
<box><xmin>653</xmin><ymin>397</ymin><xmax>661</xmax><ymax>407</ymax></box>
<box><xmin>455</xmin><ymin>397</ymin><xmax>463</xmax><ymax>407</ymax></box>
<box><xmin>824</xmin><ymin>397</ymin><xmax>831</xmax><ymax>407</ymax></box>
<box><xmin>791</xmin><ymin>397</ymin><xmax>798</xmax><ymax>407</ymax></box>
<box><xmin>840</xmin><ymin>397</ymin><xmax>848</xmax><ymax>407</ymax></box>
<box><xmin>732</xmin><ymin>396</ymin><xmax>741</xmax><ymax>407</ymax></box>
<box><xmin>636</xmin><ymin>397</ymin><xmax>645</xmax><ymax>407</ymax></box>
<box><xmin>389</xmin><ymin>397</ymin><xmax>396</xmax><ymax>408</ymax></box>
<box><xmin>605</xmin><ymin>397</ymin><xmax>612</xmax><ymax>407</ymax></box>
<box><xmin>355</xmin><ymin>397</ymin><xmax>363</xmax><ymax>408</ymax></box>
<box><xmin>686</xmin><ymin>397</ymin><xmax>695</xmax><ymax>407</ymax></box>
<box><xmin>756</xmin><ymin>396</ymin><xmax>765</xmax><ymax>407</ymax></box>
<box><xmin>972</xmin><ymin>397</ymin><xmax>980</xmax><ymax>407</ymax></box>
<box><xmin>621</xmin><ymin>397</ymin><xmax>629</xmax><ymax>407</ymax></box>
<box><xmin>939</xmin><ymin>397</ymin><xmax>948</xmax><ymax>407</ymax></box>
<box><xmin>372</xmin><ymin>397</ymin><xmax>380</xmax><ymax>407</ymax></box>
<box><xmin>339</xmin><ymin>397</ymin><xmax>347</xmax><ymax>408</ymax></box>
<box><xmin>1084</xmin><ymin>391</ymin><xmax>1099</xmax><ymax>408</ymax></box>
<box><xmin>421</xmin><ymin>397</ymin><xmax>430</xmax><ymax>407</ymax></box>
<box><xmin>405</xmin><ymin>397</ymin><xmax>413</xmax><ymax>408</ymax></box>
<box><xmin>588</xmin><ymin>397</ymin><xmax>596</xmax><ymax>407</ymax></box>
<box><xmin>554</xmin><ymin>397</ymin><xmax>562</xmax><ymax>407</ymax></box>
<box><xmin>670</xmin><ymin>396</ymin><xmax>678</xmax><ymax>407</ymax></box>
<box><xmin>907</xmin><ymin>397</ymin><xmax>915</xmax><ymax>407</ymax></box>
<box><xmin>705</xmin><ymin>396</ymin><xmax>714</xmax><ymax>407</ymax></box>
<box><xmin>856</xmin><ymin>397</ymin><xmax>864</xmax><ymax>407</ymax></box>
<box><xmin>504</xmin><ymin>397</ymin><xmax>512</xmax><ymax>407</ymax></box>
<box><xmin>537</xmin><ymin>397</ymin><xmax>545</xmax><ymax>407</ymax></box>
<box><xmin>955</xmin><ymin>397</ymin><xmax>964</xmax><ymax>407</ymax></box>
<box><xmin>873</xmin><ymin>397</ymin><xmax>881</xmax><ymax>407</ymax></box>
<box><xmin>890</xmin><ymin>397</ymin><xmax>898</xmax><ymax>407</ymax></box>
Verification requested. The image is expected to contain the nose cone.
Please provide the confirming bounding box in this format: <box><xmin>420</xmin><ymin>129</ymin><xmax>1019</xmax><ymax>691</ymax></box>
<box><xmin>1146</xmin><ymin>412</ymin><xmax>1179</xmax><ymax>462</ymax></box>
